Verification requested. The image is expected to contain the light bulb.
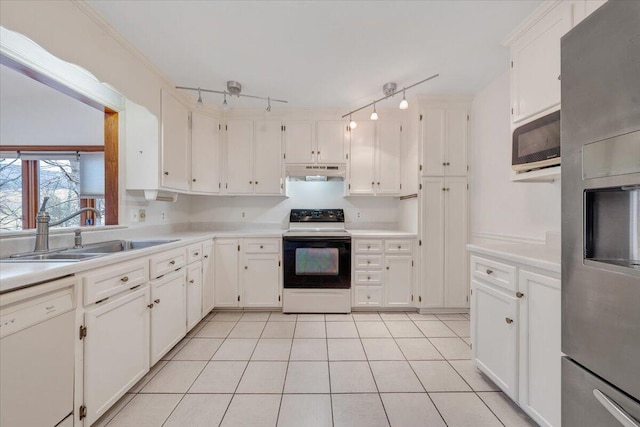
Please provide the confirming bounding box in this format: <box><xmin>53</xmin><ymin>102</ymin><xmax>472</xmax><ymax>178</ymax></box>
<box><xmin>196</xmin><ymin>88</ymin><xmax>203</xmax><ymax>108</ymax></box>
<box><xmin>370</xmin><ymin>106</ymin><xmax>379</xmax><ymax>120</ymax></box>
<box><xmin>349</xmin><ymin>119</ymin><xmax>357</xmax><ymax>129</ymax></box>
<box><xmin>399</xmin><ymin>89</ymin><xmax>408</xmax><ymax>110</ymax></box>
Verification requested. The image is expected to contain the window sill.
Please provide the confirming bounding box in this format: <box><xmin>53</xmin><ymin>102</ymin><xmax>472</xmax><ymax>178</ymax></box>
<box><xmin>0</xmin><ymin>225</ymin><xmax>128</xmax><ymax>239</ymax></box>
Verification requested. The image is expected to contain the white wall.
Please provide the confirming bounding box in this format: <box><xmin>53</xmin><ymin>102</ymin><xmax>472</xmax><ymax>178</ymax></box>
<box><xmin>469</xmin><ymin>71</ymin><xmax>561</xmax><ymax>241</ymax></box>
<box><xmin>0</xmin><ymin>1</ymin><xmax>192</xmax><ymax>227</ymax></box>
<box><xmin>190</xmin><ymin>181</ymin><xmax>398</xmax><ymax>228</ymax></box>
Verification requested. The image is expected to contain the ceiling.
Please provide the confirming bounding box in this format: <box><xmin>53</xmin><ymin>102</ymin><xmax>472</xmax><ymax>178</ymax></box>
<box><xmin>87</xmin><ymin>0</ymin><xmax>541</xmax><ymax>110</ymax></box>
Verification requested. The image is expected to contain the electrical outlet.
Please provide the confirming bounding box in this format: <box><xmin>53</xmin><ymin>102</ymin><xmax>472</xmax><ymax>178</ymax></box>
<box><xmin>138</xmin><ymin>209</ymin><xmax>146</xmax><ymax>223</ymax></box>
<box><xmin>130</xmin><ymin>210</ymin><xmax>139</xmax><ymax>223</ymax></box>
<box><xmin>161</xmin><ymin>211</ymin><xmax>166</xmax><ymax>221</ymax></box>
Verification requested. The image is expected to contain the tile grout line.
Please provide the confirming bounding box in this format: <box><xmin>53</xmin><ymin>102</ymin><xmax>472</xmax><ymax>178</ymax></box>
<box><xmin>274</xmin><ymin>311</ymin><xmax>298</xmax><ymax>427</ymax></box>
<box><xmin>325</xmin><ymin>315</ymin><xmax>335</xmax><ymax>427</ymax></box>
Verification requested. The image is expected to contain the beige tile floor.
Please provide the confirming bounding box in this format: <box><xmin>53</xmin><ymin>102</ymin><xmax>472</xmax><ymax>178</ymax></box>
<box><xmin>95</xmin><ymin>311</ymin><xmax>537</xmax><ymax>427</ymax></box>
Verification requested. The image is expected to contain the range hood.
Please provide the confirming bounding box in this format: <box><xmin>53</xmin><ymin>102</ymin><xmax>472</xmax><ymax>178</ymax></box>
<box><xmin>286</xmin><ymin>164</ymin><xmax>346</xmax><ymax>181</ymax></box>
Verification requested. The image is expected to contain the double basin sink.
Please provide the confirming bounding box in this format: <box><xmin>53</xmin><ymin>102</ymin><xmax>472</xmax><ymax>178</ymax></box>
<box><xmin>2</xmin><ymin>239</ymin><xmax>179</xmax><ymax>262</ymax></box>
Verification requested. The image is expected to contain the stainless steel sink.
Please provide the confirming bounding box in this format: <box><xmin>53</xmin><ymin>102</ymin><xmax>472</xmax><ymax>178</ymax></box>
<box><xmin>1</xmin><ymin>239</ymin><xmax>179</xmax><ymax>262</ymax></box>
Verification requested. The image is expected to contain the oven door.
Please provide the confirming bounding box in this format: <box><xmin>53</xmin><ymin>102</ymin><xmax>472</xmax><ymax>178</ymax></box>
<box><xmin>283</xmin><ymin>236</ymin><xmax>351</xmax><ymax>289</ymax></box>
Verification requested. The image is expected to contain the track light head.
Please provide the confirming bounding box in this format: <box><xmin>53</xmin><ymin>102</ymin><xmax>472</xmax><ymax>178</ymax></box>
<box><xmin>399</xmin><ymin>89</ymin><xmax>408</xmax><ymax>110</ymax></box>
<box><xmin>370</xmin><ymin>103</ymin><xmax>379</xmax><ymax>121</ymax></box>
<box><xmin>349</xmin><ymin>115</ymin><xmax>357</xmax><ymax>129</ymax></box>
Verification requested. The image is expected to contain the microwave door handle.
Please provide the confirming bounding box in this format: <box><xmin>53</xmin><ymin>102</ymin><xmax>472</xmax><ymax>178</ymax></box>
<box><xmin>593</xmin><ymin>390</ymin><xmax>640</xmax><ymax>427</ymax></box>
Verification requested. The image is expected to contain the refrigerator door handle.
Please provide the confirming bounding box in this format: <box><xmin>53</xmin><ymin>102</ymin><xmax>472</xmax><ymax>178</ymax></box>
<box><xmin>593</xmin><ymin>389</ymin><xmax>640</xmax><ymax>427</ymax></box>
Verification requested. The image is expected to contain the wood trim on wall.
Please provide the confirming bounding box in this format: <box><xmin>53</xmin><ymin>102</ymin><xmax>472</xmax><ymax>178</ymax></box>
<box><xmin>21</xmin><ymin>160</ymin><xmax>38</xmax><ymax>229</ymax></box>
<box><xmin>80</xmin><ymin>198</ymin><xmax>96</xmax><ymax>225</ymax></box>
<box><xmin>104</xmin><ymin>109</ymin><xmax>118</xmax><ymax>226</ymax></box>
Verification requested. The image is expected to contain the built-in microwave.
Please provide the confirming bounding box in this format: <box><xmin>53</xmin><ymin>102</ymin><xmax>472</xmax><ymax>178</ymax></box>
<box><xmin>512</xmin><ymin>110</ymin><xmax>561</xmax><ymax>172</ymax></box>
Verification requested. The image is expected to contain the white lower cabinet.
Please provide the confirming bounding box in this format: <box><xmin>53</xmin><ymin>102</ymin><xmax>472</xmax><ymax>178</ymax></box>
<box><xmin>83</xmin><ymin>286</ymin><xmax>151</xmax><ymax>426</ymax></box>
<box><xmin>202</xmin><ymin>241</ymin><xmax>215</xmax><ymax>314</ymax></box>
<box><xmin>470</xmin><ymin>253</ymin><xmax>561</xmax><ymax>427</ymax></box>
<box><xmin>186</xmin><ymin>262</ymin><xmax>203</xmax><ymax>330</ymax></box>
<box><xmin>214</xmin><ymin>239</ymin><xmax>240</xmax><ymax>307</ymax></box>
<box><xmin>150</xmin><ymin>270</ymin><xmax>187</xmax><ymax>365</ymax></box>
<box><xmin>242</xmin><ymin>253</ymin><xmax>281</xmax><ymax>307</ymax></box>
<box><xmin>353</xmin><ymin>238</ymin><xmax>415</xmax><ymax>308</ymax></box>
<box><xmin>215</xmin><ymin>237</ymin><xmax>282</xmax><ymax>308</ymax></box>
<box><xmin>471</xmin><ymin>279</ymin><xmax>518</xmax><ymax>399</ymax></box>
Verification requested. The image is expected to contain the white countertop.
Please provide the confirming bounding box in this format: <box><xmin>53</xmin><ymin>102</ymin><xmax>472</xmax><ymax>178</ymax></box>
<box><xmin>467</xmin><ymin>239</ymin><xmax>561</xmax><ymax>273</ymax></box>
<box><xmin>0</xmin><ymin>228</ymin><xmax>416</xmax><ymax>293</ymax></box>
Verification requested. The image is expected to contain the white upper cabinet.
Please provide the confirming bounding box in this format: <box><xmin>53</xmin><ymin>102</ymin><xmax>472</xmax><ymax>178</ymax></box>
<box><xmin>349</xmin><ymin>120</ymin><xmax>402</xmax><ymax>196</ymax></box>
<box><xmin>376</xmin><ymin>121</ymin><xmax>402</xmax><ymax>195</ymax></box>
<box><xmin>161</xmin><ymin>90</ymin><xmax>190</xmax><ymax>191</ymax></box>
<box><xmin>349</xmin><ymin>121</ymin><xmax>377</xmax><ymax>194</ymax></box>
<box><xmin>225</xmin><ymin>119</ymin><xmax>255</xmax><ymax>194</ymax></box>
<box><xmin>421</xmin><ymin>105</ymin><xmax>469</xmax><ymax>177</ymax></box>
<box><xmin>284</xmin><ymin>121</ymin><xmax>315</xmax><ymax>164</ymax></box>
<box><xmin>191</xmin><ymin>111</ymin><xmax>221</xmax><ymax>194</ymax></box>
<box><xmin>254</xmin><ymin>120</ymin><xmax>283</xmax><ymax>195</ymax></box>
<box><xmin>505</xmin><ymin>1</ymin><xmax>574</xmax><ymax>124</ymax></box>
<box><xmin>316</xmin><ymin>121</ymin><xmax>348</xmax><ymax>164</ymax></box>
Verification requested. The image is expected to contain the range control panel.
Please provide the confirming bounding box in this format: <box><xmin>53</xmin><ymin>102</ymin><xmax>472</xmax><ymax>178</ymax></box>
<box><xmin>289</xmin><ymin>209</ymin><xmax>345</xmax><ymax>223</ymax></box>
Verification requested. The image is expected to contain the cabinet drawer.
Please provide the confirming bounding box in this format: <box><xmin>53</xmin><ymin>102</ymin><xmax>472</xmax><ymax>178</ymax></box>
<box><xmin>471</xmin><ymin>256</ymin><xmax>517</xmax><ymax>292</ymax></box>
<box><xmin>244</xmin><ymin>238</ymin><xmax>280</xmax><ymax>254</ymax></box>
<box><xmin>150</xmin><ymin>247</ymin><xmax>187</xmax><ymax>279</ymax></box>
<box><xmin>355</xmin><ymin>271</ymin><xmax>382</xmax><ymax>284</ymax></box>
<box><xmin>354</xmin><ymin>240</ymin><xmax>383</xmax><ymax>254</ymax></box>
<box><xmin>385</xmin><ymin>240</ymin><xmax>413</xmax><ymax>254</ymax></box>
<box><xmin>354</xmin><ymin>286</ymin><xmax>383</xmax><ymax>306</ymax></box>
<box><xmin>355</xmin><ymin>255</ymin><xmax>383</xmax><ymax>269</ymax></box>
<box><xmin>186</xmin><ymin>243</ymin><xmax>203</xmax><ymax>264</ymax></box>
<box><xmin>83</xmin><ymin>258</ymin><xmax>149</xmax><ymax>305</ymax></box>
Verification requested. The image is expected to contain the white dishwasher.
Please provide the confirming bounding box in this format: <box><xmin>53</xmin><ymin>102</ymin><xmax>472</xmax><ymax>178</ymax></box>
<box><xmin>0</xmin><ymin>276</ymin><xmax>77</xmax><ymax>427</ymax></box>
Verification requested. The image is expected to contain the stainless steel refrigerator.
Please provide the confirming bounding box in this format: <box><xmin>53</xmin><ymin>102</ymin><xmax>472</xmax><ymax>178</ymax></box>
<box><xmin>561</xmin><ymin>1</ymin><xmax>640</xmax><ymax>426</ymax></box>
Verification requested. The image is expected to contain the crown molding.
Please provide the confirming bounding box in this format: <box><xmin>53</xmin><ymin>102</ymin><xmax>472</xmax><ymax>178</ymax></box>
<box><xmin>502</xmin><ymin>0</ymin><xmax>563</xmax><ymax>46</ymax></box>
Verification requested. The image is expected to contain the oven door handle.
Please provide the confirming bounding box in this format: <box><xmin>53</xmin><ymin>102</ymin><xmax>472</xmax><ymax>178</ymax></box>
<box><xmin>593</xmin><ymin>389</ymin><xmax>640</xmax><ymax>427</ymax></box>
<box><xmin>283</xmin><ymin>236</ymin><xmax>351</xmax><ymax>243</ymax></box>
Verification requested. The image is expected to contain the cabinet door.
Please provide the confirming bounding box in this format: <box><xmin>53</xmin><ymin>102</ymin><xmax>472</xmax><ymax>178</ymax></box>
<box><xmin>151</xmin><ymin>271</ymin><xmax>187</xmax><ymax>365</ymax></box>
<box><xmin>284</xmin><ymin>121</ymin><xmax>315</xmax><ymax>164</ymax></box>
<box><xmin>518</xmin><ymin>270</ymin><xmax>561</xmax><ymax>427</ymax></box>
<box><xmin>254</xmin><ymin>120</ymin><xmax>283</xmax><ymax>195</ymax></box>
<box><xmin>444</xmin><ymin>177</ymin><xmax>468</xmax><ymax>308</ymax></box>
<box><xmin>421</xmin><ymin>108</ymin><xmax>445</xmax><ymax>176</ymax></box>
<box><xmin>201</xmin><ymin>241</ymin><xmax>215</xmax><ymax>315</ymax></box>
<box><xmin>376</xmin><ymin>121</ymin><xmax>402</xmax><ymax>195</ymax></box>
<box><xmin>384</xmin><ymin>255</ymin><xmax>413</xmax><ymax>307</ymax></box>
<box><xmin>510</xmin><ymin>2</ymin><xmax>572</xmax><ymax>123</ymax></box>
<box><xmin>242</xmin><ymin>253</ymin><xmax>280</xmax><ymax>307</ymax></box>
<box><xmin>317</xmin><ymin>121</ymin><xmax>347</xmax><ymax>164</ymax></box>
<box><xmin>84</xmin><ymin>287</ymin><xmax>150</xmax><ymax>426</ymax></box>
<box><xmin>161</xmin><ymin>90</ymin><xmax>190</xmax><ymax>191</ymax></box>
<box><xmin>225</xmin><ymin>120</ymin><xmax>254</xmax><ymax>194</ymax></box>
<box><xmin>214</xmin><ymin>239</ymin><xmax>240</xmax><ymax>307</ymax></box>
<box><xmin>191</xmin><ymin>111</ymin><xmax>221</xmax><ymax>193</ymax></box>
<box><xmin>421</xmin><ymin>178</ymin><xmax>445</xmax><ymax>307</ymax></box>
<box><xmin>445</xmin><ymin>109</ymin><xmax>468</xmax><ymax>176</ymax></box>
<box><xmin>471</xmin><ymin>280</ymin><xmax>518</xmax><ymax>399</ymax></box>
<box><xmin>187</xmin><ymin>262</ymin><xmax>203</xmax><ymax>330</ymax></box>
<box><xmin>354</xmin><ymin>286</ymin><xmax>383</xmax><ymax>306</ymax></box>
<box><xmin>349</xmin><ymin>121</ymin><xmax>376</xmax><ymax>194</ymax></box>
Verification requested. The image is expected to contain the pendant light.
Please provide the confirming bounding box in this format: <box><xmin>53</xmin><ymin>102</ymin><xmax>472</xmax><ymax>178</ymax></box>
<box><xmin>349</xmin><ymin>115</ymin><xmax>357</xmax><ymax>130</ymax></box>
<box><xmin>266</xmin><ymin>97</ymin><xmax>272</xmax><ymax>113</ymax></box>
<box><xmin>176</xmin><ymin>81</ymin><xmax>288</xmax><ymax>111</ymax></box>
<box><xmin>222</xmin><ymin>93</ymin><xmax>229</xmax><ymax>112</ymax></box>
<box><xmin>370</xmin><ymin>102</ymin><xmax>379</xmax><ymax>121</ymax></box>
<box><xmin>399</xmin><ymin>89</ymin><xmax>408</xmax><ymax>110</ymax></box>
<box><xmin>196</xmin><ymin>88</ymin><xmax>203</xmax><ymax>107</ymax></box>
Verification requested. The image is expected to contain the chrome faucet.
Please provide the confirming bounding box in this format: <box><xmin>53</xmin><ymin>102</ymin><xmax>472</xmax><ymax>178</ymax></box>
<box><xmin>33</xmin><ymin>197</ymin><xmax>102</xmax><ymax>252</ymax></box>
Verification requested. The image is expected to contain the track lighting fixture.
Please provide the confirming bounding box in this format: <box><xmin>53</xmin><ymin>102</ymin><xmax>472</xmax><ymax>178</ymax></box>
<box><xmin>349</xmin><ymin>115</ymin><xmax>357</xmax><ymax>130</ymax></box>
<box><xmin>370</xmin><ymin>102</ymin><xmax>379</xmax><ymax>121</ymax></box>
<box><xmin>176</xmin><ymin>81</ymin><xmax>287</xmax><ymax>111</ymax></box>
<box><xmin>342</xmin><ymin>74</ymin><xmax>439</xmax><ymax>121</ymax></box>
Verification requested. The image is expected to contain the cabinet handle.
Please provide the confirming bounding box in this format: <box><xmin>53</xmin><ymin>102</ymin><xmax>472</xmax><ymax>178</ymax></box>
<box><xmin>442</xmin><ymin>188</ymin><xmax>447</xmax><ymax>191</ymax></box>
<box><xmin>446</xmin><ymin>162</ymin><xmax>450</xmax><ymax>166</ymax></box>
<box><xmin>249</xmin><ymin>181</ymin><xmax>253</xmax><ymax>184</ymax></box>
<box><xmin>155</xmin><ymin>299</ymin><xmax>160</xmax><ymax>304</ymax></box>
<box><xmin>312</xmin><ymin>151</ymin><xmax>315</xmax><ymax>155</ymax></box>
<box><xmin>505</xmin><ymin>317</ymin><xmax>513</xmax><ymax>324</ymax></box>
<box><xmin>516</xmin><ymin>292</ymin><xmax>524</xmax><ymax>298</ymax></box>
<box><xmin>255</xmin><ymin>181</ymin><xmax>259</xmax><ymax>185</ymax></box>
<box><xmin>120</xmin><ymin>276</ymin><xmax>129</xmax><ymax>283</ymax></box>
<box><xmin>189</xmin><ymin>280</ymin><xmax>195</xmax><ymax>284</ymax></box>
<box><xmin>486</xmin><ymin>269</ymin><xmax>493</xmax><ymax>275</ymax></box>
<box><xmin>164</xmin><ymin>171</ymin><xmax>169</xmax><ymax>175</ymax></box>
<box><xmin>442</xmin><ymin>162</ymin><xmax>447</xmax><ymax>166</ymax></box>
<box><xmin>367</xmin><ymin>245</ymin><xmax>371</xmax><ymax>249</ymax></box>
<box><xmin>204</xmin><ymin>255</ymin><xmax>209</xmax><ymax>259</ymax></box>
<box><xmin>446</xmin><ymin>188</ymin><xmax>450</xmax><ymax>191</ymax></box>
<box><xmin>169</xmin><ymin>260</ymin><xmax>176</xmax><ymax>265</ymax></box>
<box><xmin>397</xmin><ymin>245</ymin><xmax>402</xmax><ymax>249</ymax></box>
<box><xmin>192</xmin><ymin>178</ymin><xmax>196</xmax><ymax>182</ymax></box>
<box><xmin>194</xmin><ymin>252</ymin><xmax>199</xmax><ymax>256</ymax></box>
<box><xmin>245</xmin><ymin>266</ymin><xmax>248</xmax><ymax>270</ymax></box>
<box><xmin>317</xmin><ymin>151</ymin><xmax>320</xmax><ymax>156</ymax></box>
<box><xmin>260</xmin><ymin>245</ymin><xmax>264</xmax><ymax>249</ymax></box>
<box><xmin>371</xmin><ymin>182</ymin><xmax>375</xmax><ymax>186</ymax></box>
<box><xmin>367</xmin><ymin>260</ymin><xmax>371</xmax><ymax>264</ymax></box>
<box><xmin>367</xmin><ymin>276</ymin><xmax>371</xmax><ymax>280</ymax></box>
<box><xmin>367</xmin><ymin>295</ymin><xmax>371</xmax><ymax>299</ymax></box>
<box><xmin>377</xmin><ymin>182</ymin><xmax>380</xmax><ymax>186</ymax></box>
<box><xmin>386</xmin><ymin>266</ymin><xmax>390</xmax><ymax>270</ymax></box>
<box><xmin>147</xmin><ymin>303</ymin><xmax>154</xmax><ymax>308</ymax></box>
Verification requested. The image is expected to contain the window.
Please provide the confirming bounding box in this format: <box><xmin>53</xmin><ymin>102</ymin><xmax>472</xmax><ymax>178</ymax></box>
<box><xmin>0</xmin><ymin>152</ymin><xmax>105</xmax><ymax>231</ymax></box>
